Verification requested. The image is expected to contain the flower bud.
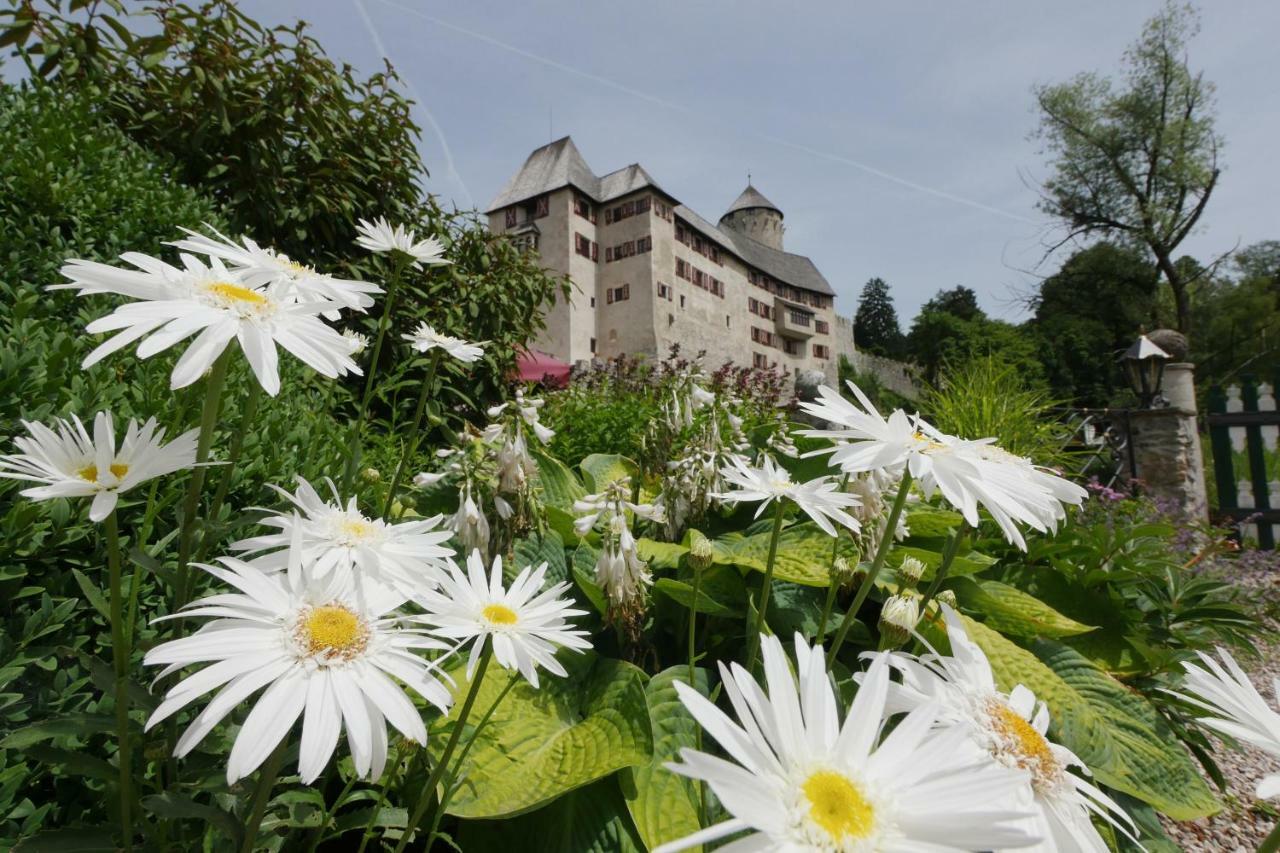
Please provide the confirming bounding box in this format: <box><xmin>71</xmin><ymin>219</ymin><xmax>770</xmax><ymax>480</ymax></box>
<box><xmin>360</xmin><ymin>467</ymin><xmax>380</xmax><ymax>483</ymax></box>
<box><xmin>833</xmin><ymin>556</ymin><xmax>863</xmax><ymax>592</ymax></box>
<box><xmin>935</xmin><ymin>589</ymin><xmax>958</xmax><ymax>609</ymax></box>
<box><xmin>878</xmin><ymin>594</ymin><xmax>920</xmax><ymax>649</ymax></box>
<box><xmin>897</xmin><ymin>556</ymin><xmax>926</xmax><ymax>588</ymax></box>
<box><xmin>689</xmin><ymin>536</ymin><xmax>715</xmax><ymax>571</ymax></box>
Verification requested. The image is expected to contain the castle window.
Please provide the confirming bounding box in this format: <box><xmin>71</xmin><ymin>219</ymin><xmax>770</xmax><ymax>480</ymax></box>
<box><xmin>534</xmin><ymin>195</ymin><xmax>550</xmax><ymax>218</ymax></box>
<box><xmin>574</xmin><ymin>194</ymin><xmax>593</xmax><ymax>221</ymax></box>
<box><xmin>668</xmin><ymin>313</ymin><xmax>674</xmax><ymax>327</ymax></box>
<box><xmin>815</xmin><ymin>319</ymin><xmax>830</xmax><ymax>334</ymax></box>
<box><xmin>753</xmin><ymin>353</ymin><xmax>769</xmax><ymax>369</ymax></box>
<box><xmin>504</xmin><ymin>208</ymin><xmax>518</xmax><ymax>228</ymax></box>
<box><xmin>813</xmin><ymin>344</ymin><xmax>831</xmax><ymax>359</ymax></box>
<box><xmin>657</xmin><ymin>282</ymin><xmax>672</xmax><ymax>301</ymax></box>
<box><xmin>590</xmin><ymin>337</ymin><xmax>597</xmax><ymax>353</ymax></box>
<box><xmin>679</xmin><ymin>294</ymin><xmax>686</xmax><ymax>308</ymax></box>
<box><xmin>784</xmin><ymin>339</ymin><xmax>800</xmax><ymax>356</ymax></box>
<box><xmin>575</xmin><ymin>233</ymin><xmax>591</xmax><ymax>258</ymax></box>
<box><xmin>725</xmin><ymin>315</ymin><xmax>730</xmax><ymax>328</ymax></box>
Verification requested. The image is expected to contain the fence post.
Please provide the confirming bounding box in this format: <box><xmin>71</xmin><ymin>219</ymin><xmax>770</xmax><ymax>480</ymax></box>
<box><xmin>1128</xmin><ymin>361</ymin><xmax>1209</xmax><ymax>522</ymax></box>
<box><xmin>1207</xmin><ymin>384</ymin><xmax>1238</xmax><ymax>518</ymax></box>
<box><xmin>1241</xmin><ymin>376</ymin><xmax>1275</xmax><ymax>549</ymax></box>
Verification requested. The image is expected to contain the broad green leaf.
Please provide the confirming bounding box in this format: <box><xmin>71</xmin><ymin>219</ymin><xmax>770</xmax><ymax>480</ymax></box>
<box><xmin>654</xmin><ymin>565</ymin><xmax>745</xmax><ymax>617</ymax></box>
<box><xmin>512</xmin><ymin>529</ymin><xmax>568</xmax><ymax>585</ymax></box>
<box><xmin>637</xmin><ymin>538</ymin><xmax>687</xmax><ymax>570</ymax></box>
<box><xmin>963</xmin><ymin>618</ymin><xmax>1220</xmax><ymax>820</ymax></box>
<box><xmin>441</xmin><ymin>651</ymin><xmax>653</xmax><ymax>819</ymax></box>
<box><xmin>13</xmin><ymin>828</ymin><xmax>117</xmax><ymax>852</ymax></box>
<box><xmin>954</xmin><ymin>578</ymin><xmax>1096</xmax><ymax>639</ymax></box>
<box><xmin>70</xmin><ymin>569</ymin><xmax>108</xmax><ymax>621</ymax></box>
<box><xmin>572</xmin><ymin>545</ymin><xmax>608</xmax><ymax>615</ymax></box>
<box><xmin>458</xmin><ymin>778</ymin><xmax>645</xmax><ymax>853</ymax></box>
<box><xmin>623</xmin><ymin>666</ymin><xmax>708</xmax><ymax>852</ymax></box>
<box><xmin>903</xmin><ymin>507</ymin><xmax>964</xmax><ymax>538</ymax></box>
<box><xmin>142</xmin><ymin>793</ymin><xmax>243</xmax><ymax>846</ymax></box>
<box><xmin>889</xmin><ymin>546</ymin><xmax>996</xmax><ymax>579</ymax></box>
<box><xmin>765</xmin><ymin>582</ymin><xmax>842</xmax><ymax>640</ymax></box>
<box><xmin>711</xmin><ymin>522</ymin><xmax>856</xmax><ymax>587</ymax></box>
<box><xmin>1031</xmin><ymin>640</ymin><xmax>1220</xmax><ymax>820</ymax></box>
<box><xmin>533</xmin><ymin>450</ymin><xmax>587</xmax><ymax>509</ymax></box>
<box><xmin>580</xmin><ymin>453</ymin><xmax>640</xmax><ymax>493</ymax></box>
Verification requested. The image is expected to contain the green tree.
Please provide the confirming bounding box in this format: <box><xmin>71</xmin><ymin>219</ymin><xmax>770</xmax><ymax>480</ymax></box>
<box><xmin>1188</xmin><ymin>241</ymin><xmax>1280</xmax><ymax>385</ymax></box>
<box><xmin>853</xmin><ymin>277</ymin><xmax>904</xmax><ymax>357</ymax></box>
<box><xmin>1031</xmin><ymin>243</ymin><xmax>1158</xmax><ymax>406</ymax></box>
<box><xmin>1033</xmin><ymin>2</ymin><xmax>1221</xmax><ymax>334</ymax></box>
<box><xmin>920</xmin><ymin>285</ymin><xmax>983</xmax><ymax>322</ymax></box>
<box><xmin>905</xmin><ymin>290</ymin><xmax>1043</xmax><ymax>388</ymax></box>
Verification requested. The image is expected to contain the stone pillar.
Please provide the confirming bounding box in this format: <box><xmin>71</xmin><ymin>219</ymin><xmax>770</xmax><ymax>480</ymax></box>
<box><xmin>1128</xmin><ymin>362</ymin><xmax>1209</xmax><ymax>521</ymax></box>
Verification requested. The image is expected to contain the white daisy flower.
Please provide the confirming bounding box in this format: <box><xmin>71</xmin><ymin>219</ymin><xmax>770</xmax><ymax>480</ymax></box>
<box><xmin>230</xmin><ymin>477</ymin><xmax>455</xmax><ymax>596</ymax></box>
<box><xmin>342</xmin><ymin>329</ymin><xmax>370</xmax><ymax>356</ymax></box>
<box><xmin>711</xmin><ymin>453</ymin><xmax>861</xmax><ymax>537</ymax></box>
<box><xmin>415</xmin><ymin>550</ymin><xmax>591</xmax><ymax>688</ymax></box>
<box><xmin>799</xmin><ymin>383</ymin><xmax>1082</xmax><ymax>549</ymax></box>
<box><xmin>144</xmin><ymin>556</ymin><xmax>453</xmax><ymax>784</ymax></box>
<box><xmin>0</xmin><ymin>412</ymin><xmax>197</xmax><ymax>522</ymax></box>
<box><xmin>354</xmin><ymin>217</ymin><xmax>450</xmax><ymax>268</ymax></box>
<box><xmin>657</xmin><ymin>633</ymin><xmax>1038</xmax><ymax>852</ymax></box>
<box><xmin>55</xmin><ymin>254</ymin><xmax>361</xmax><ymax>396</ymax></box>
<box><xmin>885</xmin><ymin>605</ymin><xmax>1136</xmax><ymax>850</ymax></box>
<box><xmin>1169</xmin><ymin>648</ymin><xmax>1280</xmax><ymax>800</ymax></box>
<box><xmin>403</xmin><ymin>322</ymin><xmax>485</xmax><ymax>363</ymax></box>
<box><xmin>169</xmin><ymin>226</ymin><xmax>382</xmax><ymax>320</ymax></box>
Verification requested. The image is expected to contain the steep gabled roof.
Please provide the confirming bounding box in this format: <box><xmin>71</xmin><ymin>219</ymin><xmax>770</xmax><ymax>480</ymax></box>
<box><xmin>675</xmin><ymin>205</ymin><xmax>833</xmax><ymax>297</ymax></box>
<box><xmin>723</xmin><ymin>183</ymin><xmax>783</xmax><ymax>218</ymax></box>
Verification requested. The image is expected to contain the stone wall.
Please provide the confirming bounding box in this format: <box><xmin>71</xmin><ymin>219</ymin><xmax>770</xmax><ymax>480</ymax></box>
<box><xmin>842</xmin><ymin>350</ymin><xmax>921</xmax><ymax>401</ymax></box>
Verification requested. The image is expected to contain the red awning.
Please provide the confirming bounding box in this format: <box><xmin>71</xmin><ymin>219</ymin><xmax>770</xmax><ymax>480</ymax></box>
<box><xmin>515</xmin><ymin>349</ymin><xmax>572</xmax><ymax>387</ymax></box>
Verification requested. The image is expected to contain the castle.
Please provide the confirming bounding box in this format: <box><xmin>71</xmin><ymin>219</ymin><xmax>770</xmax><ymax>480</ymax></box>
<box><xmin>487</xmin><ymin>137</ymin><xmax>854</xmax><ymax>379</ymax></box>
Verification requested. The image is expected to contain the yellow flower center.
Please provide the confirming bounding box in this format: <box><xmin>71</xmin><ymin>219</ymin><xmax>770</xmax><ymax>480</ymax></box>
<box><xmin>802</xmin><ymin>770</ymin><xmax>875</xmax><ymax>841</ymax></box>
<box><xmin>300</xmin><ymin>605</ymin><xmax>368</xmax><ymax>658</ymax></box>
<box><xmin>337</xmin><ymin>517</ymin><xmax>375</xmax><ymax>543</ymax></box>
<box><xmin>482</xmin><ymin>603</ymin><xmax>519</xmax><ymax>626</ymax></box>
<box><xmin>77</xmin><ymin>462</ymin><xmax>129</xmax><ymax>483</ymax></box>
<box><xmin>987</xmin><ymin>700</ymin><xmax>1061</xmax><ymax>787</ymax></box>
<box><xmin>205</xmin><ymin>281</ymin><xmax>268</xmax><ymax>306</ymax></box>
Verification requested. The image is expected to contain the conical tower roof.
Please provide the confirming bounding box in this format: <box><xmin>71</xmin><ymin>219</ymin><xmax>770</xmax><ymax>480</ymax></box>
<box><xmin>723</xmin><ymin>183</ymin><xmax>783</xmax><ymax>219</ymax></box>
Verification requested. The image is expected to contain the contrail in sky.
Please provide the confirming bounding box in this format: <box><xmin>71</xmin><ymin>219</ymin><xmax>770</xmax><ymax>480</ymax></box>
<box><xmin>372</xmin><ymin>0</ymin><xmax>1036</xmax><ymax>224</ymax></box>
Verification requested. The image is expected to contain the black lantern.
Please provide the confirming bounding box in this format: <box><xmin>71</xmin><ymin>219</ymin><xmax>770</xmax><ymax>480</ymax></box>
<box><xmin>1122</xmin><ymin>334</ymin><xmax>1171</xmax><ymax>408</ymax></box>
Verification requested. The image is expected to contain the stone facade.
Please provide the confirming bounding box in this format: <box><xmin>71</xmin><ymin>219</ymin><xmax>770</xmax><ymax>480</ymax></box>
<box><xmin>487</xmin><ymin>137</ymin><xmax>852</xmax><ymax>381</ymax></box>
<box><xmin>1129</xmin><ymin>362</ymin><xmax>1209</xmax><ymax>521</ymax></box>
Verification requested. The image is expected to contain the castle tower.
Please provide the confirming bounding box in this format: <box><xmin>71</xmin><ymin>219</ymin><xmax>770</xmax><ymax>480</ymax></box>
<box><xmin>718</xmin><ymin>183</ymin><xmax>785</xmax><ymax>250</ymax></box>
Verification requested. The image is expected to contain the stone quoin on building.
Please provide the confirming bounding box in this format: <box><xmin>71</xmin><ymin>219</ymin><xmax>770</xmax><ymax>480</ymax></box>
<box><xmin>487</xmin><ymin>137</ymin><xmax>855</xmax><ymax>380</ymax></box>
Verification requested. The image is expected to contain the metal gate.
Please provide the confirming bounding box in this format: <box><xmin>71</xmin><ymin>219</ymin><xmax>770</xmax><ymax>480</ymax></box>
<box><xmin>1206</xmin><ymin>377</ymin><xmax>1280</xmax><ymax>548</ymax></box>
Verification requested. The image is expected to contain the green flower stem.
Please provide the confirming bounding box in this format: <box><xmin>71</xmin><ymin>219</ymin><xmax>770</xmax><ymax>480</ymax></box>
<box><xmin>174</xmin><ymin>348</ymin><xmax>232</xmax><ymax>610</ymax></box>
<box><xmin>342</xmin><ymin>256</ymin><xmax>409</xmax><ymax>493</ymax></box>
<box><xmin>916</xmin><ymin>523</ymin><xmax>967</xmax><ymax>617</ymax></box>
<box><xmin>239</xmin><ymin>739</ymin><xmax>288</xmax><ymax>853</ymax></box>
<box><xmin>1258</xmin><ymin>820</ymin><xmax>1280</xmax><ymax>853</ymax></box>
<box><xmin>355</xmin><ymin>746</ymin><xmax>404</xmax><ymax>853</ymax></box>
<box><xmin>382</xmin><ymin>348</ymin><xmax>443</xmax><ymax>519</ymax></box>
<box><xmin>306</xmin><ymin>771</ymin><xmax>358</xmax><ymax>853</ymax></box>
<box><xmin>394</xmin><ymin>644</ymin><xmax>492</xmax><ymax>853</ymax></box>
<box><xmin>827</xmin><ymin>470</ymin><xmax>914</xmax><ymax>669</ymax></box>
<box><xmin>424</xmin><ymin>671</ymin><xmax>521</xmax><ymax>848</ymax></box>
<box><xmin>203</xmin><ymin>377</ymin><xmax>263</xmax><ymax>550</ymax></box>
<box><xmin>744</xmin><ymin>501</ymin><xmax>787</xmax><ymax>675</ymax></box>
<box><xmin>104</xmin><ymin>511</ymin><xmax>134</xmax><ymax>851</ymax></box>
<box><xmin>687</xmin><ymin>559</ymin><xmax>704</xmax><ymax>686</ymax></box>
<box><xmin>816</xmin><ymin>475</ymin><xmax>851</xmax><ymax>647</ymax></box>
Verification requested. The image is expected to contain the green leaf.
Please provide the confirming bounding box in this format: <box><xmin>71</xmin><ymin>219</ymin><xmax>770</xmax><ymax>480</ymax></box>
<box><xmin>623</xmin><ymin>666</ymin><xmax>708</xmax><ymax>852</ymax></box>
<box><xmin>458</xmin><ymin>778</ymin><xmax>645</xmax><ymax>853</ymax></box>
<box><xmin>637</xmin><ymin>537</ymin><xmax>687</xmax><ymax>571</ymax></box>
<box><xmin>512</xmin><ymin>529</ymin><xmax>568</xmax><ymax>585</ymax></box>
<box><xmin>69</xmin><ymin>569</ymin><xmax>108</xmax><ymax>621</ymax></box>
<box><xmin>653</xmin><ymin>565</ymin><xmax>745</xmax><ymax>616</ymax></box>
<box><xmin>903</xmin><ymin>506</ymin><xmax>964</xmax><ymax>538</ymax></box>
<box><xmin>533</xmin><ymin>450</ymin><xmax>587</xmax><ymax>509</ymax></box>
<box><xmin>1</xmin><ymin>714</ymin><xmax>115</xmax><ymax>749</ymax></box>
<box><xmin>572</xmin><ymin>545</ymin><xmax>609</xmax><ymax>615</ymax></box>
<box><xmin>13</xmin><ymin>828</ymin><xmax>118</xmax><ymax>852</ymax></box>
<box><xmin>142</xmin><ymin>793</ymin><xmax>242</xmax><ymax>846</ymax></box>
<box><xmin>961</xmin><ymin>617</ymin><xmax>1220</xmax><ymax>820</ymax></box>
<box><xmin>711</xmin><ymin>521</ymin><xmax>855</xmax><ymax>587</ymax></box>
<box><xmin>889</xmin><ymin>546</ymin><xmax>996</xmax><ymax>579</ymax></box>
<box><xmin>580</xmin><ymin>453</ymin><xmax>640</xmax><ymax>493</ymax></box>
<box><xmin>954</xmin><ymin>578</ymin><xmax>1097</xmax><ymax>639</ymax></box>
<box><xmin>441</xmin><ymin>651</ymin><xmax>653</xmax><ymax>819</ymax></box>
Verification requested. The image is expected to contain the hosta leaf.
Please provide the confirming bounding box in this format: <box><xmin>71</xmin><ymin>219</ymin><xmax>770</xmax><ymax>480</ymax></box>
<box><xmin>955</xmin><ymin>578</ymin><xmax>1096</xmax><ymax>639</ymax></box>
<box><xmin>637</xmin><ymin>538</ymin><xmax>687</xmax><ymax>570</ymax></box>
<box><xmin>440</xmin><ymin>651</ymin><xmax>653</xmax><ymax>819</ymax></box>
<box><xmin>533</xmin><ymin>450</ymin><xmax>587</xmax><ymax>509</ymax></box>
<box><xmin>903</xmin><ymin>507</ymin><xmax>964</xmax><ymax>538</ymax></box>
<box><xmin>512</xmin><ymin>529</ymin><xmax>568</xmax><ymax>585</ymax></box>
<box><xmin>889</xmin><ymin>546</ymin><xmax>996</xmax><ymax>579</ymax></box>
<box><xmin>622</xmin><ymin>666</ymin><xmax>708</xmax><ymax>852</ymax></box>
<box><xmin>580</xmin><ymin>453</ymin><xmax>640</xmax><ymax>493</ymax></box>
<box><xmin>764</xmin><ymin>582</ymin><xmax>842</xmax><ymax>640</ymax></box>
<box><xmin>458</xmin><ymin>778</ymin><xmax>645</xmax><ymax>853</ymax></box>
<box><xmin>711</xmin><ymin>522</ymin><xmax>856</xmax><ymax>587</ymax></box>
<box><xmin>1030</xmin><ymin>640</ymin><xmax>1220</xmax><ymax>820</ymax></box>
<box><xmin>654</xmin><ymin>565</ymin><xmax>745</xmax><ymax>617</ymax></box>
<box><xmin>962</xmin><ymin>618</ymin><xmax>1220</xmax><ymax>820</ymax></box>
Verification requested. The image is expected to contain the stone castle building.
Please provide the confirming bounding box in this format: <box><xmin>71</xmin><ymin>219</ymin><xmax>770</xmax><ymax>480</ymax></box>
<box><xmin>487</xmin><ymin>137</ymin><xmax>854</xmax><ymax>380</ymax></box>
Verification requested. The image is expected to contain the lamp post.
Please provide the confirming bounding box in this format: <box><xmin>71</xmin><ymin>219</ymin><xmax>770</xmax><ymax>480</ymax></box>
<box><xmin>1122</xmin><ymin>334</ymin><xmax>1172</xmax><ymax>409</ymax></box>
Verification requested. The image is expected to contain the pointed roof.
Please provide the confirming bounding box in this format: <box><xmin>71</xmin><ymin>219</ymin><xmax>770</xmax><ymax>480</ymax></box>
<box><xmin>486</xmin><ymin>136</ymin><xmax>665</xmax><ymax>212</ymax></box>
<box><xmin>723</xmin><ymin>183</ymin><xmax>783</xmax><ymax>219</ymax></box>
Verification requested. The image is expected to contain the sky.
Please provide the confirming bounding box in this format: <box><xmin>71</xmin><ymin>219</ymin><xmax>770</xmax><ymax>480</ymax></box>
<box><xmin>214</xmin><ymin>2</ymin><xmax>1280</xmax><ymax>322</ymax></box>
